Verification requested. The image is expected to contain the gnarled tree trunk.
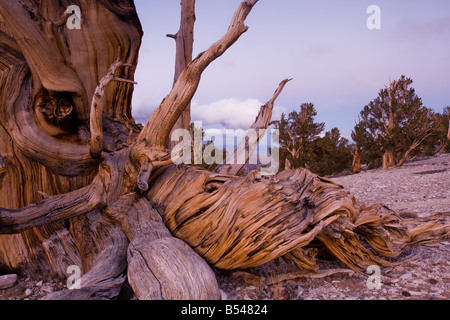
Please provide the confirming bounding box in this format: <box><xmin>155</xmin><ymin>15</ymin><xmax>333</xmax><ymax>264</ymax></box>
<box><xmin>0</xmin><ymin>0</ymin><xmax>141</xmax><ymax>286</ymax></box>
<box><xmin>0</xmin><ymin>0</ymin><xmax>448</xmax><ymax>300</ymax></box>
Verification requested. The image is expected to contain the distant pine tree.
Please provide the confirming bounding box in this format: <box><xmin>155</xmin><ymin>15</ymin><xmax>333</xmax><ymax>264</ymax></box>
<box><xmin>353</xmin><ymin>75</ymin><xmax>442</xmax><ymax>168</ymax></box>
<box><xmin>277</xmin><ymin>104</ymin><xmax>353</xmax><ymax>176</ymax></box>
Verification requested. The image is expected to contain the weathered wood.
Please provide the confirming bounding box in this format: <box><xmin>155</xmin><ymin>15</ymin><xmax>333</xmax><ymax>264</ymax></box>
<box><xmin>106</xmin><ymin>194</ymin><xmax>221</xmax><ymax>300</ymax></box>
<box><xmin>0</xmin><ymin>0</ymin><xmax>448</xmax><ymax>302</ymax></box>
<box><xmin>0</xmin><ymin>0</ymin><xmax>141</xmax><ymax>280</ymax></box>
<box><xmin>266</xmin><ymin>269</ymin><xmax>355</xmax><ymax>285</ymax></box>
<box><xmin>352</xmin><ymin>144</ymin><xmax>361</xmax><ymax>174</ymax></box>
<box><xmin>42</xmin><ymin>213</ymin><xmax>128</xmax><ymax>300</ymax></box>
<box><xmin>90</xmin><ymin>52</ymin><xmax>137</xmax><ymax>159</ymax></box>
<box><xmin>147</xmin><ymin>166</ymin><xmax>351</xmax><ymax>270</ymax></box>
<box><xmin>0</xmin><ymin>176</ymin><xmax>106</xmax><ymax>234</ymax></box>
<box><xmin>138</xmin><ymin>0</ymin><xmax>259</xmax><ymax>150</ymax></box>
<box><xmin>131</xmin><ymin>0</ymin><xmax>260</xmax><ymax>192</ymax></box>
<box><xmin>167</xmin><ymin>0</ymin><xmax>196</xmax><ymax>150</ymax></box>
<box><xmin>232</xmin><ymin>268</ymin><xmax>355</xmax><ymax>287</ymax></box>
<box><xmin>147</xmin><ymin>165</ymin><xmax>449</xmax><ymax>273</ymax></box>
<box><xmin>0</xmin><ymin>51</ymin><xmax>97</xmax><ymax>176</ymax></box>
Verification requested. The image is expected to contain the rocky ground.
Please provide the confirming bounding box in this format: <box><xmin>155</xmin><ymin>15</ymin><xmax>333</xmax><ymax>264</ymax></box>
<box><xmin>1</xmin><ymin>154</ymin><xmax>449</xmax><ymax>300</ymax></box>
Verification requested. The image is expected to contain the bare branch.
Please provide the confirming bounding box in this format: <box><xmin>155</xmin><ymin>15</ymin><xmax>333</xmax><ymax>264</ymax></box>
<box><xmin>0</xmin><ymin>177</ymin><xmax>106</xmax><ymax>234</ymax></box>
<box><xmin>55</xmin><ymin>10</ymin><xmax>71</xmax><ymax>27</ymax></box>
<box><xmin>90</xmin><ymin>50</ymin><xmax>137</xmax><ymax>159</ymax></box>
<box><xmin>137</xmin><ymin>157</ymin><xmax>153</xmax><ymax>192</ymax></box>
<box><xmin>129</xmin><ymin>0</ymin><xmax>259</xmax><ymax>190</ymax></box>
<box><xmin>138</xmin><ymin>0</ymin><xmax>259</xmax><ymax>150</ymax></box>
<box><xmin>215</xmin><ymin>78</ymin><xmax>292</xmax><ymax>176</ymax></box>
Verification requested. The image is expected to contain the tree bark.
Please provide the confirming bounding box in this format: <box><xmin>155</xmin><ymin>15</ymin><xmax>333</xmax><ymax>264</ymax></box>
<box><xmin>107</xmin><ymin>194</ymin><xmax>220</xmax><ymax>300</ymax></box>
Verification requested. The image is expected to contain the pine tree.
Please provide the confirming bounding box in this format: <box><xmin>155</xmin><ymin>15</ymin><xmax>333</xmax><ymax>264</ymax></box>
<box><xmin>354</xmin><ymin>75</ymin><xmax>439</xmax><ymax>168</ymax></box>
<box><xmin>277</xmin><ymin>103</ymin><xmax>325</xmax><ymax>170</ymax></box>
<box><xmin>435</xmin><ymin>106</ymin><xmax>450</xmax><ymax>153</ymax></box>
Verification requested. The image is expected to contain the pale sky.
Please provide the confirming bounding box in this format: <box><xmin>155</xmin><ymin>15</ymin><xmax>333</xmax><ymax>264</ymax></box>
<box><xmin>132</xmin><ymin>0</ymin><xmax>450</xmax><ymax>138</ymax></box>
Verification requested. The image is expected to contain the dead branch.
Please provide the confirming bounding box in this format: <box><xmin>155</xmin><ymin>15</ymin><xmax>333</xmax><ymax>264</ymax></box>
<box><xmin>42</xmin><ymin>215</ymin><xmax>128</xmax><ymax>300</ymax></box>
<box><xmin>138</xmin><ymin>0</ymin><xmax>259</xmax><ymax>150</ymax></box>
<box><xmin>229</xmin><ymin>268</ymin><xmax>355</xmax><ymax>287</ymax></box>
<box><xmin>267</xmin><ymin>269</ymin><xmax>355</xmax><ymax>286</ymax></box>
<box><xmin>1</xmin><ymin>0</ymin><xmax>449</xmax><ymax>302</ymax></box>
<box><xmin>167</xmin><ymin>0</ymin><xmax>196</xmax><ymax>149</ymax></box>
<box><xmin>130</xmin><ymin>0</ymin><xmax>259</xmax><ymax>190</ymax></box>
<box><xmin>215</xmin><ymin>78</ymin><xmax>292</xmax><ymax>175</ymax></box>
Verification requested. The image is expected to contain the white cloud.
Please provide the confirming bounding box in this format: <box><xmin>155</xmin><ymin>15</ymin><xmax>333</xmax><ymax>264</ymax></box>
<box><xmin>192</xmin><ymin>98</ymin><xmax>286</xmax><ymax>130</ymax></box>
<box><xmin>132</xmin><ymin>96</ymin><xmax>161</xmax><ymax>124</ymax></box>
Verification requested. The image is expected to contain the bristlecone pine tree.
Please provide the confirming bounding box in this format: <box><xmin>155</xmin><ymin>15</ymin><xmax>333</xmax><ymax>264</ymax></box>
<box><xmin>277</xmin><ymin>103</ymin><xmax>325</xmax><ymax>170</ymax></box>
<box><xmin>0</xmin><ymin>0</ymin><xmax>448</xmax><ymax>300</ymax></box>
<box><xmin>354</xmin><ymin>75</ymin><xmax>440</xmax><ymax>169</ymax></box>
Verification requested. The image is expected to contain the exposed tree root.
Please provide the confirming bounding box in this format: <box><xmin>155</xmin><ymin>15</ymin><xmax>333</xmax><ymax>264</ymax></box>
<box><xmin>147</xmin><ymin>165</ymin><xmax>449</xmax><ymax>274</ymax></box>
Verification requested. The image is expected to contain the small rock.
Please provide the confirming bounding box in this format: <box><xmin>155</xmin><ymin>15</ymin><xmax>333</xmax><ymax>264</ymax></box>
<box><xmin>36</xmin><ymin>280</ymin><xmax>43</xmax><ymax>287</ymax></box>
<box><xmin>331</xmin><ymin>280</ymin><xmax>340</xmax><ymax>284</ymax></box>
<box><xmin>220</xmin><ymin>290</ymin><xmax>228</xmax><ymax>300</ymax></box>
<box><xmin>0</xmin><ymin>274</ymin><xmax>18</xmax><ymax>289</ymax></box>
<box><xmin>25</xmin><ymin>288</ymin><xmax>33</xmax><ymax>297</ymax></box>
<box><xmin>428</xmin><ymin>278</ymin><xmax>438</xmax><ymax>285</ymax></box>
